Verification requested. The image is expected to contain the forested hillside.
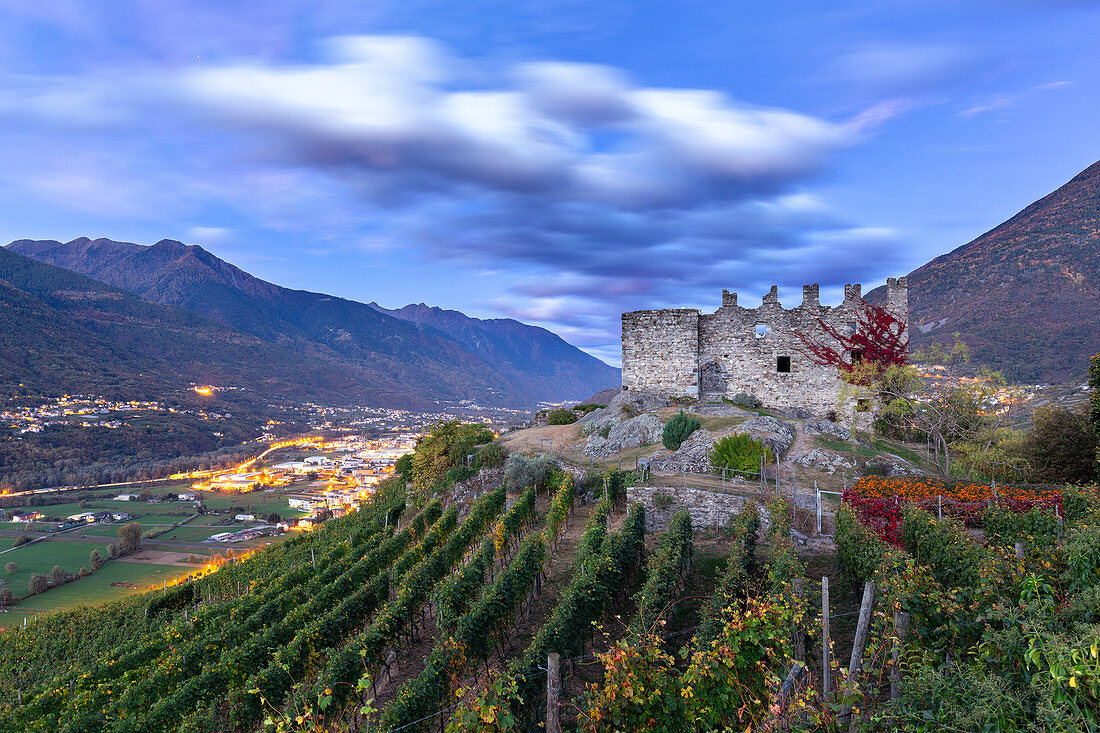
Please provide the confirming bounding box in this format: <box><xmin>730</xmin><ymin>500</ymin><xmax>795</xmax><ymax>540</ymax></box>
<box><xmin>0</xmin><ymin>246</ymin><xmax>358</xmax><ymax>402</ymax></box>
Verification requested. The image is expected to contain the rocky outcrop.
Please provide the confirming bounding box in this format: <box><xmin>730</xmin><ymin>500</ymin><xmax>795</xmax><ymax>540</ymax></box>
<box><xmin>866</xmin><ymin>456</ymin><xmax>924</xmax><ymax>478</ymax></box>
<box><xmin>642</xmin><ymin>429</ymin><xmax>716</xmax><ymax>474</ymax></box>
<box><xmin>734</xmin><ymin>416</ymin><xmax>796</xmax><ymax>457</ymax></box>
<box><xmin>582</xmin><ymin>413</ymin><xmax>664</xmax><ymax>457</ymax></box>
<box><xmin>791</xmin><ymin>448</ymin><xmax>856</xmax><ymax>474</ymax></box>
<box><xmin>802</xmin><ymin>418</ymin><xmax>851</xmax><ymax>442</ymax></box>
<box><xmin>580</xmin><ymin>389</ymin><xmax>674</xmax><ymax>428</ymax></box>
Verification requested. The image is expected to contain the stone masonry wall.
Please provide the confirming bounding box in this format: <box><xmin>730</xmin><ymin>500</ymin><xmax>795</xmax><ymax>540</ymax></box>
<box><xmin>621</xmin><ymin>308</ymin><xmax>700</xmax><ymax>397</ymax></box>
<box><xmin>627</xmin><ymin>485</ymin><xmax>747</xmax><ymax>533</ymax></box>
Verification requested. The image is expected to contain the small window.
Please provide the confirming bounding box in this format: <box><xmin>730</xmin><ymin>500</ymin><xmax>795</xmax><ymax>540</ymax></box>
<box><xmin>850</xmin><ymin>349</ymin><xmax>864</xmax><ymax>363</ymax></box>
<box><xmin>754</xmin><ymin>324</ymin><xmax>767</xmax><ymax>339</ymax></box>
<box><xmin>777</xmin><ymin>356</ymin><xmax>791</xmax><ymax>373</ymax></box>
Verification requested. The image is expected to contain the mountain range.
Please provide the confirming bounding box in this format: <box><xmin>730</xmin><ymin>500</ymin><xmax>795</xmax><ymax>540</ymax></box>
<box><xmin>3</xmin><ymin>238</ymin><xmax>619</xmax><ymax>407</ymax></box>
<box><xmin>867</xmin><ymin>159</ymin><xmax>1100</xmax><ymax>384</ymax></box>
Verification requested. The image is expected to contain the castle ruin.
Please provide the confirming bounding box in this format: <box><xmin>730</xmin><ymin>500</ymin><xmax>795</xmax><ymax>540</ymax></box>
<box><xmin>621</xmin><ymin>279</ymin><xmax>908</xmax><ymax>414</ymax></box>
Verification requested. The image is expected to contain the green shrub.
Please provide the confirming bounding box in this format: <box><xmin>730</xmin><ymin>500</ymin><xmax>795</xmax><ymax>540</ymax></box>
<box><xmin>598</xmin><ymin>423</ymin><xmax>614</xmax><ymax>439</ymax></box>
<box><xmin>1062</xmin><ymin>485</ymin><xmax>1100</xmax><ymax>522</ymax></box>
<box><xmin>726</xmin><ymin>392</ymin><xmax>762</xmax><ymax>409</ymax></box>
<box><xmin>443</xmin><ymin>464</ymin><xmax>479</xmax><ymax>486</ymax></box>
<box><xmin>475</xmin><ymin>441</ymin><xmax>506</xmax><ymax>468</ymax></box>
<box><xmin>982</xmin><ymin>503</ymin><xmax>1058</xmax><ymax>549</ymax></box>
<box><xmin>710</xmin><ymin>434</ymin><xmax>773</xmax><ymax>474</ymax></box>
<box><xmin>547</xmin><ymin>408</ymin><xmax>578</xmax><ymax>425</ymax></box>
<box><xmin>1023</xmin><ymin>406</ymin><xmax>1098</xmax><ymax>484</ymax></box>
<box><xmin>834</xmin><ymin>503</ymin><xmax>901</xmax><ymax>582</ymax></box>
<box><xmin>572</xmin><ymin>403</ymin><xmax>606</xmax><ymax>414</ymax></box>
<box><xmin>504</xmin><ymin>453</ymin><xmax>553</xmax><ymax>490</ymax></box>
<box><xmin>662</xmin><ymin>411</ymin><xmax>701</xmax><ymax>450</ymax></box>
<box><xmin>764</xmin><ymin>498</ymin><xmax>804</xmax><ymax>588</ymax></box>
<box><xmin>653</xmin><ymin>492</ymin><xmax>675</xmax><ymax>510</ymax></box>
<box><xmin>606</xmin><ymin>468</ymin><xmax>628</xmax><ymax>505</ymax></box>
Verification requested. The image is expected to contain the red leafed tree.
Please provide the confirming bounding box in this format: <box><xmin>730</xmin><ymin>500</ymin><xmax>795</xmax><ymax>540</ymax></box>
<box><xmin>787</xmin><ymin>300</ymin><xmax>908</xmax><ymax>381</ymax></box>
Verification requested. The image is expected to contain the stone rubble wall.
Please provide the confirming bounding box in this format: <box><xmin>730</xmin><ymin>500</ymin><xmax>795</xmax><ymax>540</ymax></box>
<box><xmin>627</xmin><ymin>485</ymin><xmax>749</xmax><ymax>533</ymax></box>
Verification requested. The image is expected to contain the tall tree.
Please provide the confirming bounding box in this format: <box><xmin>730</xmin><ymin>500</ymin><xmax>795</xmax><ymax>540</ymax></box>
<box><xmin>118</xmin><ymin>522</ymin><xmax>142</xmax><ymax>555</ymax></box>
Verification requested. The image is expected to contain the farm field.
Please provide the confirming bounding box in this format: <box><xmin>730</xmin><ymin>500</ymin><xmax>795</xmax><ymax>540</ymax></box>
<box><xmin>0</xmin><ymin>538</ymin><xmax>113</xmax><ymax>589</ymax></box>
<box><xmin>12</xmin><ymin>560</ymin><xmax>185</xmax><ymax>612</ymax></box>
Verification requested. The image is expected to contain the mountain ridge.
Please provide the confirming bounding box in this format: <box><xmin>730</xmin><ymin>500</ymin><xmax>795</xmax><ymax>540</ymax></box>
<box><xmin>7</xmin><ymin>237</ymin><xmax>619</xmax><ymax>406</ymax></box>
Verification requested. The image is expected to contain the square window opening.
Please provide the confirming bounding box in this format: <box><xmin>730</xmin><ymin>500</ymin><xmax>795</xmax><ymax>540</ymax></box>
<box><xmin>754</xmin><ymin>324</ymin><xmax>767</xmax><ymax>339</ymax></box>
<box><xmin>777</xmin><ymin>356</ymin><xmax>791</xmax><ymax>373</ymax></box>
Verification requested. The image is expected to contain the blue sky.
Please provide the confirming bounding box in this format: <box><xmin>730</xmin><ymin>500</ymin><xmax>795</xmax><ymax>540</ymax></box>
<box><xmin>1</xmin><ymin>1</ymin><xmax>1098</xmax><ymax>365</ymax></box>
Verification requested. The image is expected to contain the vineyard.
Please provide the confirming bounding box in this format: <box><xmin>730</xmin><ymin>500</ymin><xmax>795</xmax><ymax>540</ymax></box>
<box><xmin>0</xmin><ymin>440</ymin><xmax>1097</xmax><ymax>731</ymax></box>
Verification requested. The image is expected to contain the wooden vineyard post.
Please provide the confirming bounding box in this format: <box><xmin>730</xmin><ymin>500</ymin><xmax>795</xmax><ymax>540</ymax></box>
<box><xmin>890</xmin><ymin>611</ymin><xmax>911</xmax><ymax>701</ymax></box>
<box><xmin>1014</xmin><ymin>542</ymin><xmax>1025</xmax><ymax>559</ymax></box>
<box><xmin>840</xmin><ymin>581</ymin><xmax>876</xmax><ymax>724</ymax></box>
<box><xmin>821</xmin><ymin>576</ymin><xmax>832</xmax><ymax>697</ymax></box>
<box><xmin>849</xmin><ymin>581</ymin><xmax>876</xmax><ymax>676</ymax></box>
<box><xmin>547</xmin><ymin>652</ymin><xmax>561</xmax><ymax>733</ymax></box>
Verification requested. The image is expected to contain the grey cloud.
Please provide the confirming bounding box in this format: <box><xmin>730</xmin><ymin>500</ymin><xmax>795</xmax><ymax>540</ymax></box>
<box><xmin>0</xmin><ymin>33</ymin><xmax>907</xmax><ymax>362</ymax></box>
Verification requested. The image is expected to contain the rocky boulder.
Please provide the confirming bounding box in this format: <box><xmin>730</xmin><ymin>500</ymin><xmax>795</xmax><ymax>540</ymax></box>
<box><xmin>582</xmin><ymin>412</ymin><xmax>664</xmax><ymax>457</ymax></box>
<box><xmin>802</xmin><ymin>419</ymin><xmax>852</xmax><ymax>442</ymax></box>
<box><xmin>642</xmin><ymin>429</ymin><xmax>716</xmax><ymax>474</ymax></box>
<box><xmin>580</xmin><ymin>389</ymin><xmax>674</xmax><ymax>429</ymax></box>
<box><xmin>734</xmin><ymin>416</ymin><xmax>796</xmax><ymax>457</ymax></box>
<box><xmin>791</xmin><ymin>448</ymin><xmax>856</xmax><ymax>474</ymax></box>
<box><xmin>866</xmin><ymin>456</ymin><xmax>924</xmax><ymax>478</ymax></box>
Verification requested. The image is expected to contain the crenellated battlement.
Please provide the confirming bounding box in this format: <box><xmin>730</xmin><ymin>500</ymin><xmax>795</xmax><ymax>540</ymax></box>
<box><xmin>712</xmin><ymin>281</ymin><xmax>907</xmax><ymax>316</ymax></box>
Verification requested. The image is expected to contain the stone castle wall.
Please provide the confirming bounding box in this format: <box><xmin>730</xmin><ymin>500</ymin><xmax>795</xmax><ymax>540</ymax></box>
<box><xmin>621</xmin><ymin>308</ymin><xmax>700</xmax><ymax>397</ymax></box>
<box><xmin>621</xmin><ymin>279</ymin><xmax>908</xmax><ymax>414</ymax></box>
